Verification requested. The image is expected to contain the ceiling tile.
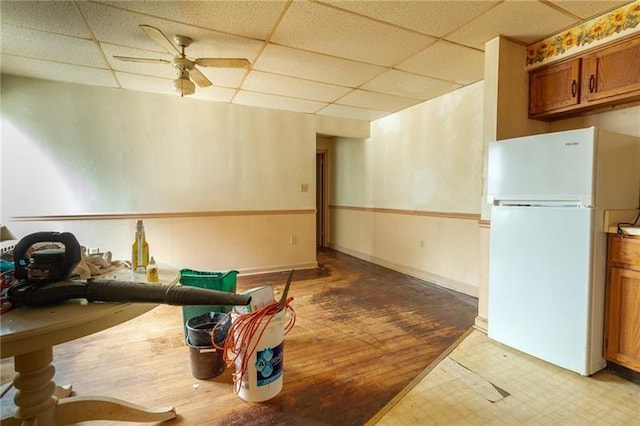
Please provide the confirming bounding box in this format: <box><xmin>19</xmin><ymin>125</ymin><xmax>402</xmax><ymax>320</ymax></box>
<box><xmin>99</xmin><ymin>1</ymin><xmax>287</xmax><ymax>40</ymax></box>
<box><xmin>77</xmin><ymin>2</ymin><xmax>168</xmax><ymax>53</ymax></box>
<box><xmin>1</xmin><ymin>55</ymin><xmax>118</xmax><ymax>88</ymax></box>
<box><xmin>78</xmin><ymin>2</ymin><xmax>264</xmax><ymax>62</ymax></box>
<box><xmin>196</xmin><ymin>67</ymin><xmax>248</xmax><ymax>89</ymax></box>
<box><xmin>270</xmin><ymin>1</ymin><xmax>436</xmax><ymax>66</ymax></box>
<box><xmin>0</xmin><ymin>1</ymin><xmax>92</xmax><ymax>38</ymax></box>
<box><xmin>317</xmin><ymin>104</ymin><xmax>389</xmax><ymax>122</ymax></box>
<box><xmin>445</xmin><ymin>0</ymin><xmax>579</xmax><ymax>50</ymax></box>
<box><xmin>0</xmin><ymin>0</ymin><xmax>628</xmax><ymax>123</ymax></box>
<box><xmin>548</xmin><ymin>1</ymin><xmax>630</xmax><ymax>19</ymax></box>
<box><xmin>190</xmin><ymin>86</ymin><xmax>237</xmax><ymax>103</ymax></box>
<box><xmin>0</xmin><ymin>24</ymin><xmax>108</xmax><ymax>68</ymax></box>
<box><xmin>253</xmin><ymin>44</ymin><xmax>385</xmax><ymax>87</ymax></box>
<box><xmin>242</xmin><ymin>71</ymin><xmax>352</xmax><ymax>102</ymax></box>
<box><xmin>361</xmin><ymin>69</ymin><xmax>463</xmax><ymax>100</ymax></box>
<box><xmin>397</xmin><ymin>41</ymin><xmax>484</xmax><ymax>85</ymax></box>
<box><xmin>336</xmin><ymin>89</ymin><xmax>421</xmax><ymax>113</ymax></box>
<box><xmin>102</xmin><ymin>43</ymin><xmax>174</xmax><ymax>79</ymax></box>
<box><xmin>115</xmin><ymin>72</ymin><xmax>174</xmax><ymax>95</ymax></box>
<box><xmin>233</xmin><ymin>91</ymin><xmax>327</xmax><ymax>114</ymax></box>
<box><xmin>323</xmin><ymin>0</ymin><xmax>500</xmax><ymax>38</ymax></box>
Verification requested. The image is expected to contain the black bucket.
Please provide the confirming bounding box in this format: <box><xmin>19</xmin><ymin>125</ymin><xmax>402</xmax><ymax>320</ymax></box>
<box><xmin>186</xmin><ymin>341</ymin><xmax>226</xmax><ymax>379</ymax></box>
<box><xmin>186</xmin><ymin>312</ymin><xmax>230</xmax><ymax>347</ymax></box>
<box><xmin>185</xmin><ymin>312</ymin><xmax>230</xmax><ymax>379</ymax></box>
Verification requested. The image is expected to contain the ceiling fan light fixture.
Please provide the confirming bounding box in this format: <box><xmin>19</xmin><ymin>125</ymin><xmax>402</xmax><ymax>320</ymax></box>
<box><xmin>114</xmin><ymin>25</ymin><xmax>249</xmax><ymax>96</ymax></box>
<box><xmin>173</xmin><ymin>76</ymin><xmax>195</xmax><ymax>96</ymax></box>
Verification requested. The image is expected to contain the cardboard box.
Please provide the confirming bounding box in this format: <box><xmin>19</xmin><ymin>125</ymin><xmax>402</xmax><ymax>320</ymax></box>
<box><xmin>234</xmin><ymin>286</ymin><xmax>275</xmax><ymax>314</ymax></box>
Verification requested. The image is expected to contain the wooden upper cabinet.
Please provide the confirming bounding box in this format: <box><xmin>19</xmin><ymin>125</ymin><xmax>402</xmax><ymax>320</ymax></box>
<box><xmin>528</xmin><ymin>34</ymin><xmax>640</xmax><ymax>120</ymax></box>
<box><xmin>529</xmin><ymin>59</ymin><xmax>581</xmax><ymax>116</ymax></box>
<box><xmin>582</xmin><ymin>36</ymin><xmax>640</xmax><ymax>103</ymax></box>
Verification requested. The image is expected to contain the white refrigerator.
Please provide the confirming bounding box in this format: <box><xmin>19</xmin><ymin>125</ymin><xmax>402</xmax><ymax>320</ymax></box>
<box><xmin>487</xmin><ymin>127</ymin><xmax>640</xmax><ymax>376</ymax></box>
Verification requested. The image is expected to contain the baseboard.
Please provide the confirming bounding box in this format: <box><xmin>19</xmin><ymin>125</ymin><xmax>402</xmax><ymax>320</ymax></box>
<box><xmin>606</xmin><ymin>361</ymin><xmax>640</xmax><ymax>385</ymax></box>
<box><xmin>474</xmin><ymin>315</ymin><xmax>488</xmax><ymax>333</ymax></box>
<box><xmin>329</xmin><ymin>244</ymin><xmax>479</xmax><ymax>298</ymax></box>
<box><xmin>237</xmin><ymin>261</ymin><xmax>318</xmax><ymax>276</ymax></box>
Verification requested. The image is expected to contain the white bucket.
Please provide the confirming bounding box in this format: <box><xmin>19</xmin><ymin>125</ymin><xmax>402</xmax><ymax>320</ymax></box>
<box><xmin>234</xmin><ymin>309</ymin><xmax>286</xmax><ymax>402</ymax></box>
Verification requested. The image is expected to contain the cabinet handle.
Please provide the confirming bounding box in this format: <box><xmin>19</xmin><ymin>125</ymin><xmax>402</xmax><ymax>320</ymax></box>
<box><xmin>589</xmin><ymin>75</ymin><xmax>595</xmax><ymax>93</ymax></box>
<box><xmin>571</xmin><ymin>80</ymin><xmax>577</xmax><ymax>97</ymax></box>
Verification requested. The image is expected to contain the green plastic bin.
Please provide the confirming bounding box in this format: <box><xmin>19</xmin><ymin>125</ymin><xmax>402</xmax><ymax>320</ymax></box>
<box><xmin>179</xmin><ymin>269</ymin><xmax>238</xmax><ymax>339</ymax></box>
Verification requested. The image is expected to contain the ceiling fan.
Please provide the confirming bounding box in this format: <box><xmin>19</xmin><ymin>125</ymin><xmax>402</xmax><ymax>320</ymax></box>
<box><xmin>114</xmin><ymin>24</ymin><xmax>250</xmax><ymax>97</ymax></box>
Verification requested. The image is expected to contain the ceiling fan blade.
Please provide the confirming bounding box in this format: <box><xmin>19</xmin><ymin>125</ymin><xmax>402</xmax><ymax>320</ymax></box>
<box><xmin>195</xmin><ymin>58</ymin><xmax>250</xmax><ymax>68</ymax></box>
<box><xmin>113</xmin><ymin>55</ymin><xmax>171</xmax><ymax>64</ymax></box>
<box><xmin>190</xmin><ymin>67</ymin><xmax>212</xmax><ymax>87</ymax></box>
<box><xmin>139</xmin><ymin>24</ymin><xmax>180</xmax><ymax>56</ymax></box>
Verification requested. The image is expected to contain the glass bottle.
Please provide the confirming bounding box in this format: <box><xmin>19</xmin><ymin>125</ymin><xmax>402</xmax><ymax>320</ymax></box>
<box><xmin>131</xmin><ymin>220</ymin><xmax>149</xmax><ymax>272</ymax></box>
<box><xmin>146</xmin><ymin>256</ymin><xmax>159</xmax><ymax>283</ymax></box>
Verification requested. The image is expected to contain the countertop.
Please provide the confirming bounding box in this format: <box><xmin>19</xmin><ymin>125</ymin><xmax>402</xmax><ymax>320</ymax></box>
<box><xmin>604</xmin><ymin>209</ymin><xmax>640</xmax><ymax>235</ymax></box>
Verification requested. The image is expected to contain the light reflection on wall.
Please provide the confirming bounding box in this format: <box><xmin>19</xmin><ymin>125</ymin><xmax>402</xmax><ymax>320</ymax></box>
<box><xmin>1</xmin><ymin>118</ymin><xmax>86</xmax><ymax>221</ymax></box>
<box><xmin>375</xmin><ymin>113</ymin><xmax>401</xmax><ymax>136</ymax></box>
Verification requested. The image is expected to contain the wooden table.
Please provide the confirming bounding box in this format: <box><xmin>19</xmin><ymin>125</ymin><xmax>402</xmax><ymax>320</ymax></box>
<box><xmin>1</xmin><ymin>267</ymin><xmax>179</xmax><ymax>426</ymax></box>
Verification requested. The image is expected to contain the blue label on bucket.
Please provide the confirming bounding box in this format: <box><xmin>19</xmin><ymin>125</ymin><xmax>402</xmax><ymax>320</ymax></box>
<box><xmin>255</xmin><ymin>342</ymin><xmax>283</xmax><ymax>387</ymax></box>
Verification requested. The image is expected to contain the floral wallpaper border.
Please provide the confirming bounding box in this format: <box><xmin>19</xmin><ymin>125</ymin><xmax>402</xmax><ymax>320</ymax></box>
<box><xmin>526</xmin><ymin>0</ymin><xmax>640</xmax><ymax>69</ymax></box>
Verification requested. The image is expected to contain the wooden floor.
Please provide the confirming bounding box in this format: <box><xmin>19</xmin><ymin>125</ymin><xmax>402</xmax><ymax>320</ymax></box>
<box><xmin>1</xmin><ymin>248</ymin><xmax>478</xmax><ymax>425</ymax></box>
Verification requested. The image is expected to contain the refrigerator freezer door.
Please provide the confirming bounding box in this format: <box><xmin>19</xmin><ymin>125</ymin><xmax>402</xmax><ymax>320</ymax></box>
<box><xmin>488</xmin><ymin>205</ymin><xmax>604</xmax><ymax>376</ymax></box>
<box><xmin>487</xmin><ymin>128</ymin><xmax>595</xmax><ymax>206</ymax></box>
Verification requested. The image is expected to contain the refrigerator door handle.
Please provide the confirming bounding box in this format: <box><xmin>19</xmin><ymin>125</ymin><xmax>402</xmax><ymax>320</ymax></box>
<box><xmin>491</xmin><ymin>199</ymin><xmax>583</xmax><ymax>208</ymax></box>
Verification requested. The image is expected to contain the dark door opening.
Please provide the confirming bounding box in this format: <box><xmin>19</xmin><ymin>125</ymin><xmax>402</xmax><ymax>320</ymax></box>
<box><xmin>316</xmin><ymin>152</ymin><xmax>325</xmax><ymax>247</ymax></box>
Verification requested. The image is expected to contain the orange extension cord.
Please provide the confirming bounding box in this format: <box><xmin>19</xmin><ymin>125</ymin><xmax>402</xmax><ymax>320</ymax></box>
<box><xmin>213</xmin><ymin>298</ymin><xmax>296</xmax><ymax>394</ymax></box>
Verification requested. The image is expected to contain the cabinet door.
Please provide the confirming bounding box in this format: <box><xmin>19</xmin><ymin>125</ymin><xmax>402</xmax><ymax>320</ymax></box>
<box><xmin>529</xmin><ymin>58</ymin><xmax>581</xmax><ymax>116</ymax></box>
<box><xmin>582</xmin><ymin>36</ymin><xmax>640</xmax><ymax>103</ymax></box>
<box><xmin>605</xmin><ymin>266</ymin><xmax>640</xmax><ymax>373</ymax></box>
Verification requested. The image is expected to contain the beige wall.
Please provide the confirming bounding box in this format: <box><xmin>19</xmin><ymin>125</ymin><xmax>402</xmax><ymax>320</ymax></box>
<box><xmin>316</xmin><ymin>115</ymin><xmax>369</xmax><ymax>139</ymax></box>
<box><xmin>1</xmin><ymin>75</ymin><xmax>323</xmax><ymax>273</ymax></box>
<box><xmin>2</xmin><ymin>76</ymin><xmax>316</xmax><ymax>215</ymax></box>
<box><xmin>549</xmin><ymin>107</ymin><xmax>640</xmax><ymax>138</ymax></box>
<box><xmin>7</xmin><ymin>214</ymin><xmax>317</xmax><ymax>274</ymax></box>
<box><xmin>328</xmin><ymin>82</ymin><xmax>484</xmax><ymax>296</ymax></box>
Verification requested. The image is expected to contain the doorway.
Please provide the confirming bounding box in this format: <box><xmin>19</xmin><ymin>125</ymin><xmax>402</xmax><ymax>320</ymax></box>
<box><xmin>316</xmin><ymin>150</ymin><xmax>328</xmax><ymax>247</ymax></box>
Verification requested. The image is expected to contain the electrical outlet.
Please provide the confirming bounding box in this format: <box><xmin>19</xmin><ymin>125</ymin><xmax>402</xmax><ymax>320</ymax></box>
<box><xmin>289</xmin><ymin>236</ymin><xmax>297</xmax><ymax>245</ymax></box>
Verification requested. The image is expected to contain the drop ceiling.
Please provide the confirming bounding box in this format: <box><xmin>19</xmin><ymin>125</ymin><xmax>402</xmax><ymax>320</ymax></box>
<box><xmin>0</xmin><ymin>1</ymin><xmax>631</xmax><ymax>122</ymax></box>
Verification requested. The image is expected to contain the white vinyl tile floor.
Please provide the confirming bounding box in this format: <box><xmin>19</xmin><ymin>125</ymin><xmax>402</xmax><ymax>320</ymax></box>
<box><xmin>369</xmin><ymin>329</ymin><xmax>640</xmax><ymax>426</ymax></box>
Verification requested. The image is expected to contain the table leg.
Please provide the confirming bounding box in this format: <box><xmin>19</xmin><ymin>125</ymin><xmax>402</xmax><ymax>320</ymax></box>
<box><xmin>8</xmin><ymin>349</ymin><xmax>176</xmax><ymax>425</ymax></box>
<box><xmin>56</xmin><ymin>396</ymin><xmax>176</xmax><ymax>424</ymax></box>
<box><xmin>12</xmin><ymin>348</ymin><xmax>57</xmax><ymax>426</ymax></box>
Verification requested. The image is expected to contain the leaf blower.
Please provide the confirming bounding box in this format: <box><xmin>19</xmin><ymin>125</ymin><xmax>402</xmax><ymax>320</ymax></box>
<box><xmin>7</xmin><ymin>231</ymin><xmax>250</xmax><ymax>308</ymax></box>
